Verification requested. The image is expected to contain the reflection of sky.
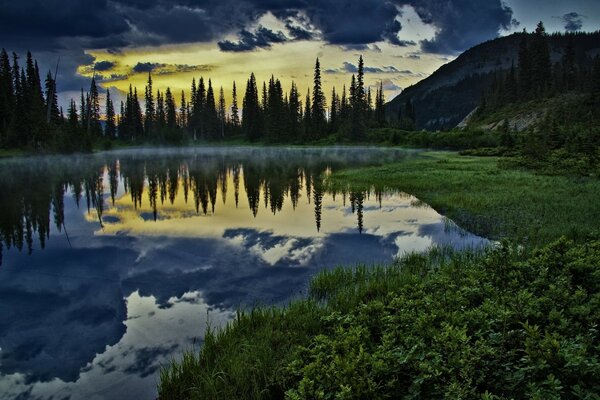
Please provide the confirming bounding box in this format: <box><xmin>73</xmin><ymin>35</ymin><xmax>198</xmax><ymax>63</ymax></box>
<box><xmin>0</xmin><ymin>149</ymin><xmax>487</xmax><ymax>400</ymax></box>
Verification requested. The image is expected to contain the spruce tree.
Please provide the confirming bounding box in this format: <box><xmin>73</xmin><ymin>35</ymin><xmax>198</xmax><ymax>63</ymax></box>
<box><xmin>530</xmin><ymin>22</ymin><xmax>551</xmax><ymax>95</ymax></box>
<box><xmin>374</xmin><ymin>81</ymin><xmax>386</xmax><ymax>127</ymax></box>
<box><xmin>518</xmin><ymin>29</ymin><xmax>532</xmax><ymax>99</ymax></box>
<box><xmin>44</xmin><ymin>71</ymin><xmax>60</xmax><ymax>125</ymax></box>
<box><xmin>205</xmin><ymin>79</ymin><xmax>217</xmax><ymax>139</ymax></box>
<box><xmin>0</xmin><ymin>49</ymin><xmax>14</xmax><ymax>137</ymax></box>
<box><xmin>165</xmin><ymin>87</ymin><xmax>177</xmax><ymax>129</ymax></box>
<box><xmin>329</xmin><ymin>86</ymin><xmax>339</xmax><ymax>133</ymax></box>
<box><xmin>156</xmin><ymin>90</ymin><xmax>166</xmax><ymax>131</ymax></box>
<box><xmin>144</xmin><ymin>73</ymin><xmax>155</xmax><ymax>138</ymax></box>
<box><xmin>242</xmin><ymin>73</ymin><xmax>261</xmax><ymax>141</ymax></box>
<box><xmin>231</xmin><ymin>81</ymin><xmax>240</xmax><ymax>127</ymax></box>
<box><xmin>218</xmin><ymin>86</ymin><xmax>226</xmax><ymax>138</ymax></box>
<box><xmin>105</xmin><ymin>89</ymin><xmax>116</xmax><ymax>139</ymax></box>
<box><xmin>87</xmin><ymin>77</ymin><xmax>101</xmax><ymax>137</ymax></box>
<box><xmin>132</xmin><ymin>87</ymin><xmax>143</xmax><ymax>139</ymax></box>
<box><xmin>288</xmin><ymin>81</ymin><xmax>301</xmax><ymax>139</ymax></box>
<box><xmin>179</xmin><ymin>90</ymin><xmax>187</xmax><ymax>130</ymax></box>
<box><xmin>311</xmin><ymin>58</ymin><xmax>326</xmax><ymax>138</ymax></box>
<box><xmin>303</xmin><ymin>89</ymin><xmax>311</xmax><ymax>139</ymax></box>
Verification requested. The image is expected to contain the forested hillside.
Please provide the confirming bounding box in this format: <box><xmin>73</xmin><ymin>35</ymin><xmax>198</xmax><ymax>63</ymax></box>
<box><xmin>386</xmin><ymin>28</ymin><xmax>600</xmax><ymax>130</ymax></box>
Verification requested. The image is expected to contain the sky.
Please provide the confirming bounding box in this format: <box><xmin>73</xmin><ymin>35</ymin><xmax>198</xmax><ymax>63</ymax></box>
<box><xmin>1</xmin><ymin>0</ymin><xmax>598</xmax><ymax>110</ymax></box>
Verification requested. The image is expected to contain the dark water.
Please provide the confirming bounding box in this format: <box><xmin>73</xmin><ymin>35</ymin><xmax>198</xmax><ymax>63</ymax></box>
<box><xmin>0</xmin><ymin>147</ymin><xmax>487</xmax><ymax>399</ymax></box>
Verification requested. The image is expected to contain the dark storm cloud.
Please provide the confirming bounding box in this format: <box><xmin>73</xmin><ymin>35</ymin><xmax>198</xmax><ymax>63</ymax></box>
<box><xmin>132</xmin><ymin>62</ymin><xmax>166</xmax><ymax>73</ymax></box>
<box><xmin>286</xmin><ymin>24</ymin><xmax>315</xmax><ymax>41</ymax></box>
<box><xmin>405</xmin><ymin>0</ymin><xmax>514</xmax><ymax>54</ymax></box>
<box><xmin>94</xmin><ymin>61</ymin><xmax>117</xmax><ymax>71</ymax></box>
<box><xmin>0</xmin><ymin>0</ymin><xmax>515</xmax><ymax>55</ymax></box>
<box><xmin>218</xmin><ymin>26</ymin><xmax>288</xmax><ymax>52</ymax></box>
<box><xmin>561</xmin><ymin>12</ymin><xmax>586</xmax><ymax>32</ymax></box>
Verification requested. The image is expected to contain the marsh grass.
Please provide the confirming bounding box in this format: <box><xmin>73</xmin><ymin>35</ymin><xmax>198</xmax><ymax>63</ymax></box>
<box><xmin>159</xmin><ymin>239</ymin><xmax>600</xmax><ymax>399</ymax></box>
<box><xmin>329</xmin><ymin>152</ymin><xmax>600</xmax><ymax>248</ymax></box>
<box><xmin>158</xmin><ymin>152</ymin><xmax>600</xmax><ymax>399</ymax></box>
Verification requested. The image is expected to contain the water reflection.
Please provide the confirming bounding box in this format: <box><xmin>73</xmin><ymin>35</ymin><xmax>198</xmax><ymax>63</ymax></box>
<box><xmin>0</xmin><ymin>147</ymin><xmax>487</xmax><ymax>400</ymax></box>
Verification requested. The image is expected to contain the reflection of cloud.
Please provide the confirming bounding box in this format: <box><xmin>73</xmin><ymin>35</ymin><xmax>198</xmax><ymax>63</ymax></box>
<box><xmin>0</xmin><ymin>147</ymin><xmax>490</xmax><ymax>398</ymax></box>
<box><xmin>0</xmin><ymin>247</ymin><xmax>134</xmax><ymax>383</ymax></box>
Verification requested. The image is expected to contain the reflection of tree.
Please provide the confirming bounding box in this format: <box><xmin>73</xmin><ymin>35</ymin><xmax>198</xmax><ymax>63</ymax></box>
<box><xmin>0</xmin><ymin>148</ymin><xmax>402</xmax><ymax>264</ymax></box>
<box><xmin>313</xmin><ymin>175</ymin><xmax>323</xmax><ymax>232</ymax></box>
<box><xmin>349</xmin><ymin>190</ymin><xmax>365</xmax><ymax>233</ymax></box>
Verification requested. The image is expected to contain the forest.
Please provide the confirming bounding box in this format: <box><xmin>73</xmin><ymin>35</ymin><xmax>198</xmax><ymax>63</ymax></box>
<box><xmin>0</xmin><ymin>52</ymin><xmax>387</xmax><ymax>152</ymax></box>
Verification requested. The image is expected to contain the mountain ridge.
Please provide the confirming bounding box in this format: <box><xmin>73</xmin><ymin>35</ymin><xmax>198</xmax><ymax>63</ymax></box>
<box><xmin>386</xmin><ymin>30</ymin><xmax>600</xmax><ymax>131</ymax></box>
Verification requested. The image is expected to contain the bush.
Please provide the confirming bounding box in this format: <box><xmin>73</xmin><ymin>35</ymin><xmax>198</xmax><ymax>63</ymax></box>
<box><xmin>159</xmin><ymin>238</ymin><xmax>600</xmax><ymax>399</ymax></box>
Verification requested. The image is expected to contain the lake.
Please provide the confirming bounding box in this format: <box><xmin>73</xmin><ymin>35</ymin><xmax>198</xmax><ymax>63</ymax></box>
<box><xmin>0</xmin><ymin>147</ymin><xmax>487</xmax><ymax>400</ymax></box>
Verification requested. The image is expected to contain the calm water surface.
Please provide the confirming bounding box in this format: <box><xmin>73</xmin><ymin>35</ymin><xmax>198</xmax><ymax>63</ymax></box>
<box><xmin>0</xmin><ymin>147</ymin><xmax>486</xmax><ymax>399</ymax></box>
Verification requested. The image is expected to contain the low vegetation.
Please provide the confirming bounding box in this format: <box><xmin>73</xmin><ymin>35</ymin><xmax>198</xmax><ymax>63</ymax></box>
<box><xmin>159</xmin><ymin>150</ymin><xmax>600</xmax><ymax>399</ymax></box>
<box><xmin>159</xmin><ymin>238</ymin><xmax>600</xmax><ymax>399</ymax></box>
<box><xmin>330</xmin><ymin>152</ymin><xmax>600</xmax><ymax>248</ymax></box>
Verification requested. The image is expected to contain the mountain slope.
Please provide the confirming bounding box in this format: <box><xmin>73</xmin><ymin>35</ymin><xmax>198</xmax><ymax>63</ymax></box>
<box><xmin>386</xmin><ymin>31</ymin><xmax>600</xmax><ymax>131</ymax></box>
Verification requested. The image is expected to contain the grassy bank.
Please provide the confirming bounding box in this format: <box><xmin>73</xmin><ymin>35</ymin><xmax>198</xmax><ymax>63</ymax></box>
<box><xmin>159</xmin><ymin>239</ymin><xmax>600</xmax><ymax>399</ymax></box>
<box><xmin>159</xmin><ymin>151</ymin><xmax>600</xmax><ymax>399</ymax></box>
<box><xmin>329</xmin><ymin>152</ymin><xmax>600</xmax><ymax>248</ymax></box>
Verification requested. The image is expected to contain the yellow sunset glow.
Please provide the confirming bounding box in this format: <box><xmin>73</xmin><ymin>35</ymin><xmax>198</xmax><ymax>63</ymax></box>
<box><xmin>82</xmin><ymin>40</ymin><xmax>449</xmax><ymax>106</ymax></box>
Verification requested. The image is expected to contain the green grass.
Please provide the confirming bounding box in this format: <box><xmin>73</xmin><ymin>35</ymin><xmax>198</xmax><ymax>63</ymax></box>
<box><xmin>158</xmin><ymin>238</ymin><xmax>600</xmax><ymax>399</ymax></box>
<box><xmin>158</xmin><ymin>151</ymin><xmax>600</xmax><ymax>398</ymax></box>
<box><xmin>328</xmin><ymin>152</ymin><xmax>600</xmax><ymax>247</ymax></box>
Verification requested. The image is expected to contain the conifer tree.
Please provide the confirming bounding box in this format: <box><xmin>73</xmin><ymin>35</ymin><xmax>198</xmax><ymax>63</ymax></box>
<box><xmin>303</xmin><ymin>89</ymin><xmax>311</xmax><ymax>139</ymax></box>
<box><xmin>165</xmin><ymin>87</ymin><xmax>177</xmax><ymax>129</ymax></box>
<box><xmin>179</xmin><ymin>90</ymin><xmax>187</xmax><ymax>129</ymax></box>
<box><xmin>329</xmin><ymin>86</ymin><xmax>339</xmax><ymax>133</ymax></box>
<box><xmin>105</xmin><ymin>89</ymin><xmax>116</xmax><ymax>139</ymax></box>
<box><xmin>156</xmin><ymin>90</ymin><xmax>166</xmax><ymax>131</ymax></box>
<box><xmin>340</xmin><ymin>85</ymin><xmax>348</xmax><ymax>121</ymax></box>
<box><xmin>44</xmin><ymin>71</ymin><xmax>60</xmax><ymax>125</ymax></box>
<box><xmin>242</xmin><ymin>73</ymin><xmax>261</xmax><ymax>141</ymax></box>
<box><xmin>0</xmin><ymin>49</ymin><xmax>14</xmax><ymax>136</ymax></box>
<box><xmin>87</xmin><ymin>77</ymin><xmax>102</xmax><ymax>137</ymax></box>
<box><xmin>518</xmin><ymin>29</ymin><xmax>532</xmax><ymax>98</ymax></box>
<box><xmin>231</xmin><ymin>81</ymin><xmax>240</xmax><ymax>127</ymax></box>
<box><xmin>374</xmin><ymin>81</ymin><xmax>386</xmax><ymax>127</ymax></box>
<box><xmin>144</xmin><ymin>73</ymin><xmax>155</xmax><ymax>137</ymax></box>
<box><xmin>288</xmin><ymin>81</ymin><xmax>301</xmax><ymax>138</ymax></box>
<box><xmin>218</xmin><ymin>86</ymin><xmax>226</xmax><ymax>138</ymax></box>
<box><xmin>205</xmin><ymin>79</ymin><xmax>217</xmax><ymax>138</ymax></box>
<box><xmin>311</xmin><ymin>58</ymin><xmax>326</xmax><ymax>138</ymax></box>
<box><xmin>530</xmin><ymin>22</ymin><xmax>551</xmax><ymax>95</ymax></box>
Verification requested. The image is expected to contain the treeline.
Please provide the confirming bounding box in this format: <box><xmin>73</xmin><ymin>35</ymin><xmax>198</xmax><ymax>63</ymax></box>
<box><xmin>0</xmin><ymin>155</ymin><xmax>380</xmax><ymax>265</ymax></box>
<box><xmin>0</xmin><ymin>51</ymin><xmax>389</xmax><ymax>152</ymax></box>
<box><xmin>481</xmin><ymin>24</ymin><xmax>600</xmax><ymax>109</ymax></box>
<box><xmin>120</xmin><ymin>56</ymin><xmax>387</xmax><ymax>144</ymax></box>
<box><xmin>477</xmin><ymin>23</ymin><xmax>600</xmax><ymax>167</ymax></box>
<box><xmin>0</xmin><ymin>50</ymin><xmax>92</xmax><ymax>152</ymax></box>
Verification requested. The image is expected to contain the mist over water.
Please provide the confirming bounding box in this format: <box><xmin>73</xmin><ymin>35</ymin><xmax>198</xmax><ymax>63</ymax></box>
<box><xmin>0</xmin><ymin>147</ymin><xmax>486</xmax><ymax>400</ymax></box>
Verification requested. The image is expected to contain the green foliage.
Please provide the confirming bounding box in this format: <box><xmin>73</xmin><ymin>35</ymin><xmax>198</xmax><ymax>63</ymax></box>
<box><xmin>159</xmin><ymin>239</ymin><xmax>600</xmax><ymax>399</ymax></box>
<box><xmin>372</xmin><ymin>128</ymin><xmax>500</xmax><ymax>150</ymax></box>
<box><xmin>330</xmin><ymin>152</ymin><xmax>600</xmax><ymax>247</ymax></box>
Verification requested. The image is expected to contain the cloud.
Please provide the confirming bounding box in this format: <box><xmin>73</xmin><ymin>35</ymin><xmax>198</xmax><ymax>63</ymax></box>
<box><xmin>325</xmin><ymin>62</ymin><xmax>401</xmax><ymax>74</ymax></box>
<box><xmin>94</xmin><ymin>61</ymin><xmax>116</xmax><ymax>71</ymax></box>
<box><xmin>286</xmin><ymin>24</ymin><xmax>315</xmax><ymax>41</ymax></box>
<box><xmin>371</xmin><ymin>79</ymin><xmax>403</xmax><ymax>92</ymax></box>
<box><xmin>561</xmin><ymin>12</ymin><xmax>586</xmax><ymax>32</ymax></box>
<box><xmin>405</xmin><ymin>0</ymin><xmax>515</xmax><ymax>54</ymax></box>
<box><xmin>132</xmin><ymin>62</ymin><xmax>166</xmax><ymax>73</ymax></box>
<box><xmin>0</xmin><ymin>0</ymin><xmax>515</xmax><ymax>55</ymax></box>
<box><xmin>218</xmin><ymin>26</ymin><xmax>288</xmax><ymax>52</ymax></box>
